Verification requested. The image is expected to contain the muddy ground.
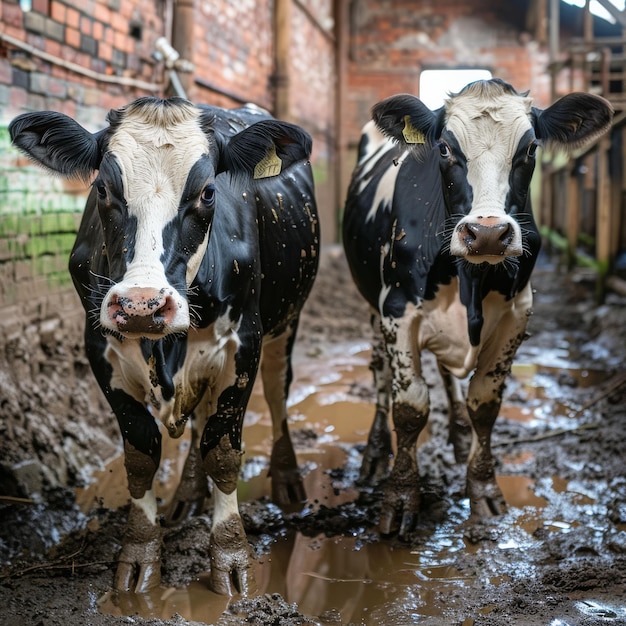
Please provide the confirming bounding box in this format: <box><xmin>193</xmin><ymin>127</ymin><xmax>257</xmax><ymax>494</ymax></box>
<box><xmin>1</xmin><ymin>245</ymin><xmax>626</xmax><ymax>626</ymax></box>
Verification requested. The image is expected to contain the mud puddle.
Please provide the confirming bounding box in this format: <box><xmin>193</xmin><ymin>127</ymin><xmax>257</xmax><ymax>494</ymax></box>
<box><xmin>74</xmin><ymin>334</ymin><xmax>617</xmax><ymax>625</ymax></box>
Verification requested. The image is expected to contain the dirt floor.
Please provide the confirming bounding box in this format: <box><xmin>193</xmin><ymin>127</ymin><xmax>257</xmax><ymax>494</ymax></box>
<box><xmin>1</xmin><ymin>245</ymin><xmax>626</xmax><ymax>626</ymax></box>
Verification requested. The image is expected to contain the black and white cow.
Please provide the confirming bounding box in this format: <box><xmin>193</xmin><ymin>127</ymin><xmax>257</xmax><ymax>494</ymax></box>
<box><xmin>342</xmin><ymin>79</ymin><xmax>612</xmax><ymax>538</ymax></box>
<box><xmin>10</xmin><ymin>97</ymin><xmax>319</xmax><ymax>594</ymax></box>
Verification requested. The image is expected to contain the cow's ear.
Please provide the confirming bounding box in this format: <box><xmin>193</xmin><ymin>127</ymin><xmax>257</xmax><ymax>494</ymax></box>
<box><xmin>218</xmin><ymin>120</ymin><xmax>312</xmax><ymax>180</ymax></box>
<box><xmin>371</xmin><ymin>94</ymin><xmax>439</xmax><ymax>147</ymax></box>
<box><xmin>532</xmin><ymin>93</ymin><xmax>613</xmax><ymax>151</ymax></box>
<box><xmin>9</xmin><ymin>111</ymin><xmax>100</xmax><ymax>183</ymax></box>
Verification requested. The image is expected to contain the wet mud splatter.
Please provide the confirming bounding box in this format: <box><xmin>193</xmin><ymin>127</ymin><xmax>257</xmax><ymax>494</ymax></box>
<box><xmin>1</xmin><ymin>247</ymin><xmax>626</xmax><ymax>625</ymax></box>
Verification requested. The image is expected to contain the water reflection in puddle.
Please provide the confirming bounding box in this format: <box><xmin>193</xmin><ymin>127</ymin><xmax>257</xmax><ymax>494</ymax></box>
<box><xmin>87</xmin><ymin>340</ymin><xmax>610</xmax><ymax>623</ymax></box>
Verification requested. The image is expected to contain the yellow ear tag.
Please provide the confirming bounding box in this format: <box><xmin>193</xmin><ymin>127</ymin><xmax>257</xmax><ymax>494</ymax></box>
<box><xmin>253</xmin><ymin>144</ymin><xmax>283</xmax><ymax>179</ymax></box>
<box><xmin>402</xmin><ymin>115</ymin><xmax>425</xmax><ymax>144</ymax></box>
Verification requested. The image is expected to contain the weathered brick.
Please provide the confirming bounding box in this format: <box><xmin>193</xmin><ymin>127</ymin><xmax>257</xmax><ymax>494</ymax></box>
<box><xmin>66</xmin><ymin>26</ymin><xmax>80</xmax><ymax>49</ymax></box>
<box><xmin>11</xmin><ymin>67</ymin><xmax>29</xmax><ymax>90</ymax></box>
<box><xmin>92</xmin><ymin>20</ymin><xmax>103</xmax><ymax>41</ymax></box>
<box><xmin>80</xmin><ymin>33</ymin><xmax>97</xmax><ymax>56</ymax></box>
<box><xmin>0</xmin><ymin>63</ymin><xmax>12</xmax><ymax>87</ymax></box>
<box><xmin>50</xmin><ymin>0</ymin><xmax>66</xmax><ymax>24</ymax></box>
<box><xmin>45</xmin><ymin>17</ymin><xmax>65</xmax><ymax>43</ymax></box>
<box><xmin>97</xmin><ymin>40</ymin><xmax>113</xmax><ymax>63</ymax></box>
<box><xmin>80</xmin><ymin>14</ymin><xmax>93</xmax><ymax>36</ymax></box>
<box><xmin>31</xmin><ymin>0</ymin><xmax>49</xmax><ymax>14</ymax></box>
<box><xmin>112</xmin><ymin>48</ymin><xmax>126</xmax><ymax>69</ymax></box>
<box><xmin>28</xmin><ymin>72</ymin><xmax>49</xmax><ymax>96</ymax></box>
<box><xmin>66</xmin><ymin>6</ymin><xmax>80</xmax><ymax>29</ymax></box>
<box><xmin>23</xmin><ymin>10</ymin><xmax>45</xmax><ymax>34</ymax></box>
<box><xmin>3</xmin><ymin>2</ymin><xmax>24</xmax><ymax>28</ymax></box>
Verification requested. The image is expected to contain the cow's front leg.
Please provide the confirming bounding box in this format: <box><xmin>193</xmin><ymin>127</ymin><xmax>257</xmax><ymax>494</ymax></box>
<box><xmin>164</xmin><ymin>415</ymin><xmax>210</xmax><ymax>526</ymax></box>
<box><xmin>110</xmin><ymin>392</ymin><xmax>163</xmax><ymax>593</ymax></box>
<box><xmin>466</xmin><ymin>292</ymin><xmax>532</xmax><ymax>519</ymax></box>
<box><xmin>261</xmin><ymin>323</ymin><xmax>305</xmax><ymax>508</ymax></box>
<box><xmin>379</xmin><ymin>316</ymin><xmax>428</xmax><ymax>539</ymax></box>
<box><xmin>360</xmin><ymin>312</ymin><xmax>393</xmax><ymax>485</ymax></box>
<box><xmin>202</xmin><ymin>425</ymin><xmax>253</xmax><ymax>596</ymax></box>
<box><xmin>465</xmin><ymin>397</ymin><xmax>506</xmax><ymax>518</ymax></box>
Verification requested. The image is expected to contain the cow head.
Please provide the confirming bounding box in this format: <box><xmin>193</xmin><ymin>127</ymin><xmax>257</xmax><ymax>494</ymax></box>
<box><xmin>9</xmin><ymin>97</ymin><xmax>312</xmax><ymax>339</ymax></box>
<box><xmin>371</xmin><ymin>79</ymin><xmax>613</xmax><ymax>265</ymax></box>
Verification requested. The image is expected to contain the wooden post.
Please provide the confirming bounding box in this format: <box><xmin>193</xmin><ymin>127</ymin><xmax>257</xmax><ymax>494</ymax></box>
<box><xmin>274</xmin><ymin>0</ymin><xmax>291</xmax><ymax>120</ymax></box>
<box><xmin>595</xmin><ymin>138</ymin><xmax>611</xmax><ymax>301</ymax></box>
<box><xmin>567</xmin><ymin>164</ymin><xmax>580</xmax><ymax>270</ymax></box>
<box><xmin>334</xmin><ymin>0</ymin><xmax>349</xmax><ymax>239</ymax></box>
<box><xmin>541</xmin><ymin>163</ymin><xmax>554</xmax><ymax>231</ymax></box>
<box><xmin>171</xmin><ymin>0</ymin><xmax>195</xmax><ymax>98</ymax></box>
<box><xmin>549</xmin><ymin>0</ymin><xmax>560</xmax><ymax>101</ymax></box>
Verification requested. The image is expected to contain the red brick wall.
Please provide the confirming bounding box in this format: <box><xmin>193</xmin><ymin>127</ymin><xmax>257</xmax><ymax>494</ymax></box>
<box><xmin>346</xmin><ymin>0</ymin><xmax>551</xmax><ymax>146</ymax></box>
<box><xmin>0</xmin><ymin>0</ymin><xmax>337</xmax><ymax>240</ymax></box>
<box><xmin>1</xmin><ymin>0</ymin><xmax>166</xmax><ymax>126</ymax></box>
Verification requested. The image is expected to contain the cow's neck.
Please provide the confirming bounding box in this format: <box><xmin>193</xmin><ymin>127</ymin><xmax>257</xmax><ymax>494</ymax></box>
<box><xmin>458</xmin><ymin>261</ymin><xmax>519</xmax><ymax>346</ymax></box>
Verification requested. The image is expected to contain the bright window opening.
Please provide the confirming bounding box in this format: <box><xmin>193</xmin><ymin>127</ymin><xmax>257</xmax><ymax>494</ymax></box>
<box><xmin>419</xmin><ymin>69</ymin><xmax>493</xmax><ymax>109</ymax></box>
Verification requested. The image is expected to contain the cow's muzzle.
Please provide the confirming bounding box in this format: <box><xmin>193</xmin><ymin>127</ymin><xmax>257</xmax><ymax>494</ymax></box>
<box><xmin>455</xmin><ymin>215</ymin><xmax>520</xmax><ymax>261</ymax></box>
<box><xmin>106</xmin><ymin>287</ymin><xmax>180</xmax><ymax>336</ymax></box>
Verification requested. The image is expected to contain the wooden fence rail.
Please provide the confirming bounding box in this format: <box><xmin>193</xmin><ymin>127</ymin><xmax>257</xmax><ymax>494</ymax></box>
<box><xmin>540</xmin><ymin>110</ymin><xmax>626</xmax><ymax>301</ymax></box>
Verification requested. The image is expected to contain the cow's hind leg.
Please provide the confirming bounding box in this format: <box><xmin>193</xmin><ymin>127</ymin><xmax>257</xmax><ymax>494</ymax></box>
<box><xmin>359</xmin><ymin>312</ymin><xmax>393</xmax><ymax>484</ymax></box>
<box><xmin>261</xmin><ymin>321</ymin><xmax>306</xmax><ymax>508</ymax></box>
<box><xmin>438</xmin><ymin>365</ymin><xmax>472</xmax><ymax>463</ymax></box>
<box><xmin>109</xmin><ymin>391</ymin><xmax>163</xmax><ymax>593</ymax></box>
<box><xmin>164</xmin><ymin>413</ymin><xmax>210</xmax><ymax>526</ymax></box>
<box><xmin>379</xmin><ymin>316</ymin><xmax>428</xmax><ymax>539</ymax></box>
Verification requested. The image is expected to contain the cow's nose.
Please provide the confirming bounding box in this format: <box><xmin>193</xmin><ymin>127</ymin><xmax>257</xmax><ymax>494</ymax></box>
<box><xmin>460</xmin><ymin>221</ymin><xmax>513</xmax><ymax>256</ymax></box>
<box><xmin>107</xmin><ymin>288</ymin><xmax>179</xmax><ymax>335</ymax></box>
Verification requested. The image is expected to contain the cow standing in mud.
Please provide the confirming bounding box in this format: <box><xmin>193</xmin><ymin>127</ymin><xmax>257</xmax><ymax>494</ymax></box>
<box><xmin>10</xmin><ymin>97</ymin><xmax>319</xmax><ymax>594</ymax></box>
<box><xmin>343</xmin><ymin>79</ymin><xmax>612</xmax><ymax>537</ymax></box>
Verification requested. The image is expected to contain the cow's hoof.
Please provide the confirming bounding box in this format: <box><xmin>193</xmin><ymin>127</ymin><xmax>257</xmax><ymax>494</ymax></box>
<box><xmin>467</xmin><ymin>479</ymin><xmax>506</xmax><ymax>518</ymax></box>
<box><xmin>270</xmin><ymin>468</ymin><xmax>306</xmax><ymax>510</ymax></box>
<box><xmin>358</xmin><ymin>450</ymin><xmax>391</xmax><ymax>485</ymax></box>
<box><xmin>114</xmin><ymin>534</ymin><xmax>162</xmax><ymax>593</ymax></box>
<box><xmin>469</xmin><ymin>494</ymin><xmax>506</xmax><ymax>519</ymax></box>
<box><xmin>269</xmin><ymin>436</ymin><xmax>305</xmax><ymax>509</ymax></box>
<box><xmin>378</xmin><ymin>486</ymin><xmax>420</xmax><ymax>539</ymax></box>
<box><xmin>209</xmin><ymin>562</ymin><xmax>253</xmax><ymax>597</ymax></box>
<box><xmin>114</xmin><ymin>558</ymin><xmax>161</xmax><ymax>593</ymax></box>
<box><xmin>208</xmin><ymin>515</ymin><xmax>256</xmax><ymax>596</ymax></box>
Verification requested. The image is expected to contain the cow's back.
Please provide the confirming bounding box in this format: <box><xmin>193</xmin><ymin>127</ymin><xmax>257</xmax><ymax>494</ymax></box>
<box><xmin>343</xmin><ymin>124</ymin><xmax>450</xmax><ymax>316</ymax></box>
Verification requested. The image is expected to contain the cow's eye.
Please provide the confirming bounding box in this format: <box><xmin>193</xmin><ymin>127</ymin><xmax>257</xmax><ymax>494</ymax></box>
<box><xmin>527</xmin><ymin>141</ymin><xmax>539</xmax><ymax>158</ymax></box>
<box><xmin>201</xmin><ymin>184</ymin><xmax>215</xmax><ymax>206</ymax></box>
<box><xmin>438</xmin><ymin>141</ymin><xmax>451</xmax><ymax>159</ymax></box>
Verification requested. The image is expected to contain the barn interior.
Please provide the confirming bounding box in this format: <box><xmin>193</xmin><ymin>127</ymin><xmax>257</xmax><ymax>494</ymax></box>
<box><xmin>1</xmin><ymin>1</ymin><xmax>626</xmax><ymax>625</ymax></box>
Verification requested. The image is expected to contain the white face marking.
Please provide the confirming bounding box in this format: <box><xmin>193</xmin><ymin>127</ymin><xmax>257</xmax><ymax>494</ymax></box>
<box><xmin>100</xmin><ymin>102</ymin><xmax>212</xmax><ymax>334</ymax></box>
<box><xmin>357</xmin><ymin>121</ymin><xmax>401</xmax><ymax>221</ymax></box>
<box><xmin>108</xmin><ymin>103</ymin><xmax>209</xmax><ymax>283</ymax></box>
<box><xmin>446</xmin><ymin>91</ymin><xmax>533</xmax><ymax>261</ymax></box>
